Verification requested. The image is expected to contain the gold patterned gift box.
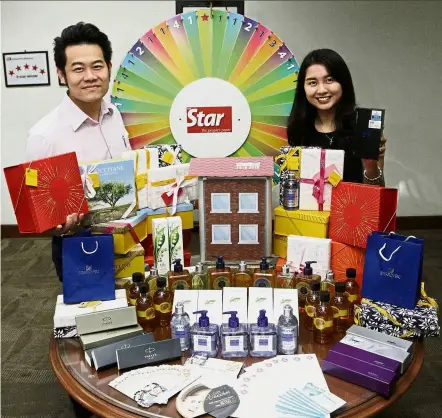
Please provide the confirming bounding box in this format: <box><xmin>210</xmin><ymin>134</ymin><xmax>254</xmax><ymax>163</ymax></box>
<box><xmin>114</xmin><ymin>243</ymin><xmax>145</xmax><ymax>280</ymax></box>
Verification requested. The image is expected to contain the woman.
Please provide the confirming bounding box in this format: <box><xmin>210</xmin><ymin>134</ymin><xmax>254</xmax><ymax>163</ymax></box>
<box><xmin>287</xmin><ymin>48</ymin><xmax>386</xmax><ymax>185</ymax></box>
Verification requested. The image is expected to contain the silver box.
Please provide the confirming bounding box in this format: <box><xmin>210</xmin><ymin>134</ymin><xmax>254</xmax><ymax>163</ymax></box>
<box><xmin>80</xmin><ymin>325</ymin><xmax>143</xmax><ymax>350</ymax></box>
<box><xmin>75</xmin><ymin>306</ymin><xmax>137</xmax><ymax>335</ymax></box>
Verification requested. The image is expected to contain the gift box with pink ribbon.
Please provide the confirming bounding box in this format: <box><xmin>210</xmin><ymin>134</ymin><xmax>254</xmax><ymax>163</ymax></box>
<box><xmin>299</xmin><ymin>148</ymin><xmax>345</xmax><ymax>211</ymax></box>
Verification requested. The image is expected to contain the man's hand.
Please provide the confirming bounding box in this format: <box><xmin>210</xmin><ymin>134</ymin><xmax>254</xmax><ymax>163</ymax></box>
<box><xmin>52</xmin><ymin>213</ymin><xmax>85</xmax><ymax>236</ymax></box>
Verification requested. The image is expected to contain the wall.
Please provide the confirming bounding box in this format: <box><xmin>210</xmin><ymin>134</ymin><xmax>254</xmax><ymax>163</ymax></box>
<box><xmin>2</xmin><ymin>1</ymin><xmax>442</xmax><ymax>224</ymax></box>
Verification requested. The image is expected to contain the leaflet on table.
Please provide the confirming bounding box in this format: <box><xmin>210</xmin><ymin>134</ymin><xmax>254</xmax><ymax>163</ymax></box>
<box><xmin>222</xmin><ymin>287</ymin><xmax>248</xmax><ymax>324</ymax></box>
<box><xmin>248</xmin><ymin>288</ymin><xmax>274</xmax><ymax>324</ymax></box>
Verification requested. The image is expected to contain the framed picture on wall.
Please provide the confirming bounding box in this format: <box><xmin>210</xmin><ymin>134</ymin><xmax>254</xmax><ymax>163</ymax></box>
<box><xmin>3</xmin><ymin>51</ymin><xmax>50</xmax><ymax>87</ymax></box>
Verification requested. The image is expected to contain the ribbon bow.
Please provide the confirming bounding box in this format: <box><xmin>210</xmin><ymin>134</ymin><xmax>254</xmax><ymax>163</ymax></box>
<box><xmin>161</xmin><ymin>175</ymin><xmax>187</xmax><ymax>215</ymax></box>
<box><xmin>80</xmin><ymin>164</ymin><xmax>97</xmax><ymax>199</ymax></box>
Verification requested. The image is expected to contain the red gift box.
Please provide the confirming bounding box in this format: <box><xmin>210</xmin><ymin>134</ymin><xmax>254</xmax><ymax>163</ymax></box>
<box><xmin>329</xmin><ymin>182</ymin><xmax>397</xmax><ymax>249</ymax></box>
<box><xmin>330</xmin><ymin>242</ymin><xmax>366</xmax><ymax>287</ymax></box>
<box><xmin>3</xmin><ymin>152</ymin><xmax>88</xmax><ymax>233</ymax></box>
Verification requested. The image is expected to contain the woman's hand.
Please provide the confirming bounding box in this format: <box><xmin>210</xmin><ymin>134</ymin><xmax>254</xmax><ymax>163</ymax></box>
<box><xmin>378</xmin><ymin>136</ymin><xmax>387</xmax><ymax>170</ymax></box>
<box><xmin>51</xmin><ymin>213</ymin><xmax>85</xmax><ymax>236</ymax></box>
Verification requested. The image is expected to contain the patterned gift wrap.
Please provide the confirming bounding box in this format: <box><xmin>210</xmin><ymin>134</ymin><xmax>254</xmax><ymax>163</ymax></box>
<box><xmin>144</xmin><ymin>144</ymin><xmax>183</xmax><ymax>167</ymax></box>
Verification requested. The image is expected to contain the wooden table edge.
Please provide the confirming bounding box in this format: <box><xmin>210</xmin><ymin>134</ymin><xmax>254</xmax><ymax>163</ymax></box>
<box><xmin>49</xmin><ymin>338</ymin><xmax>425</xmax><ymax>418</ymax></box>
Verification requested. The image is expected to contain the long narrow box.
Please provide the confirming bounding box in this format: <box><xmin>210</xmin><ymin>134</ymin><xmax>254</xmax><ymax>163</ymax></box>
<box><xmin>75</xmin><ymin>306</ymin><xmax>137</xmax><ymax>336</ymax></box>
<box><xmin>340</xmin><ymin>334</ymin><xmax>411</xmax><ymax>373</ymax></box>
<box><xmin>116</xmin><ymin>338</ymin><xmax>182</xmax><ymax>370</ymax></box>
<box><xmin>329</xmin><ymin>342</ymin><xmax>400</xmax><ymax>376</ymax></box>
<box><xmin>347</xmin><ymin>325</ymin><xmax>414</xmax><ymax>353</ymax></box>
<box><xmin>322</xmin><ymin>351</ymin><xmax>397</xmax><ymax>397</ymax></box>
<box><xmin>80</xmin><ymin>325</ymin><xmax>144</xmax><ymax>350</ymax></box>
<box><xmin>91</xmin><ymin>333</ymin><xmax>155</xmax><ymax>370</ymax></box>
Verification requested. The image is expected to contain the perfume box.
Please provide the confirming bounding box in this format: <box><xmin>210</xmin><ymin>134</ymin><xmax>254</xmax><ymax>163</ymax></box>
<box><xmin>80</xmin><ymin>324</ymin><xmax>144</xmax><ymax>350</ymax></box>
<box><xmin>167</xmin><ymin>216</ymin><xmax>184</xmax><ymax>271</ymax></box>
<box><xmin>116</xmin><ymin>338</ymin><xmax>182</xmax><ymax>370</ymax></box>
<box><xmin>152</xmin><ymin>218</ymin><xmax>170</xmax><ymax>275</ymax></box>
<box><xmin>91</xmin><ymin>333</ymin><xmax>154</xmax><ymax>370</ymax></box>
<box><xmin>138</xmin><ymin>202</ymin><xmax>194</xmax><ymax>234</ymax></box>
<box><xmin>340</xmin><ymin>334</ymin><xmax>411</xmax><ymax>373</ymax></box>
<box><xmin>114</xmin><ymin>243</ymin><xmax>144</xmax><ymax>279</ymax></box>
<box><xmin>273</xmin><ymin>288</ymin><xmax>299</xmax><ymax>326</ymax></box>
<box><xmin>172</xmin><ymin>289</ymin><xmax>199</xmax><ymax>324</ymax></box>
<box><xmin>248</xmin><ymin>288</ymin><xmax>274</xmax><ymax>324</ymax></box>
<box><xmin>197</xmin><ymin>290</ymin><xmax>223</xmax><ymax>326</ymax></box>
<box><xmin>322</xmin><ymin>350</ymin><xmax>397</xmax><ymax>397</ymax></box>
<box><xmin>347</xmin><ymin>325</ymin><xmax>414</xmax><ymax>353</ymax></box>
<box><xmin>329</xmin><ymin>342</ymin><xmax>401</xmax><ymax>375</ymax></box>
<box><xmin>75</xmin><ymin>306</ymin><xmax>137</xmax><ymax>336</ymax></box>
<box><xmin>354</xmin><ymin>107</ymin><xmax>385</xmax><ymax>160</ymax></box>
<box><xmin>222</xmin><ymin>287</ymin><xmax>248</xmax><ymax>324</ymax></box>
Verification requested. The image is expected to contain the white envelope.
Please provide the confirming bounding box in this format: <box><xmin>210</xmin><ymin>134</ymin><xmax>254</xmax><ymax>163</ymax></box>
<box><xmin>273</xmin><ymin>288</ymin><xmax>299</xmax><ymax>326</ymax></box>
<box><xmin>196</xmin><ymin>290</ymin><xmax>223</xmax><ymax>326</ymax></box>
<box><xmin>299</xmin><ymin>148</ymin><xmax>344</xmax><ymax>211</ymax></box>
<box><xmin>222</xmin><ymin>287</ymin><xmax>248</xmax><ymax>324</ymax></box>
<box><xmin>248</xmin><ymin>288</ymin><xmax>274</xmax><ymax>324</ymax></box>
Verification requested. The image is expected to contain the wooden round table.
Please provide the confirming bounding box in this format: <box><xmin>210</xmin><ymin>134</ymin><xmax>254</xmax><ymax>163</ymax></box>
<box><xmin>50</xmin><ymin>319</ymin><xmax>423</xmax><ymax>418</ymax></box>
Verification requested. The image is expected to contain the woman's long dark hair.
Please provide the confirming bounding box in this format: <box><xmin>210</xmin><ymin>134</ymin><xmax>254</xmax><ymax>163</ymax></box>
<box><xmin>287</xmin><ymin>49</ymin><xmax>356</xmax><ymax>146</ymax></box>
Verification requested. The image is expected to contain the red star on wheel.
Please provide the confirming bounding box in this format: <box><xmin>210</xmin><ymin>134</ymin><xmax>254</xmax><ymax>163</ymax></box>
<box><xmin>32</xmin><ymin>65</ymin><xmax>38</xmax><ymax>71</ymax></box>
<box><xmin>24</xmin><ymin>63</ymin><xmax>30</xmax><ymax>70</ymax></box>
<box><xmin>40</xmin><ymin>69</ymin><xmax>46</xmax><ymax>75</ymax></box>
<box><xmin>16</xmin><ymin>65</ymin><xmax>21</xmax><ymax>71</ymax></box>
<box><xmin>201</xmin><ymin>13</ymin><xmax>209</xmax><ymax>21</ymax></box>
<box><xmin>9</xmin><ymin>70</ymin><xmax>14</xmax><ymax>76</ymax></box>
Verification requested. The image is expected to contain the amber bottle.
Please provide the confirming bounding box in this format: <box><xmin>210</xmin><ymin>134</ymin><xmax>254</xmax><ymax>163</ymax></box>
<box><xmin>209</xmin><ymin>256</ymin><xmax>232</xmax><ymax>289</ymax></box>
<box><xmin>344</xmin><ymin>268</ymin><xmax>360</xmax><ymax>317</ymax></box>
<box><xmin>168</xmin><ymin>259</ymin><xmax>192</xmax><ymax>293</ymax></box>
<box><xmin>295</xmin><ymin>261</ymin><xmax>321</xmax><ymax>312</ymax></box>
<box><xmin>153</xmin><ymin>276</ymin><xmax>173</xmax><ymax>327</ymax></box>
<box><xmin>234</xmin><ymin>261</ymin><xmax>253</xmax><ymax>287</ymax></box>
<box><xmin>304</xmin><ymin>280</ymin><xmax>321</xmax><ymax>331</ymax></box>
<box><xmin>253</xmin><ymin>257</ymin><xmax>276</xmax><ymax>287</ymax></box>
<box><xmin>135</xmin><ymin>282</ymin><xmax>156</xmax><ymax>332</ymax></box>
<box><xmin>313</xmin><ymin>291</ymin><xmax>334</xmax><ymax>345</ymax></box>
<box><xmin>332</xmin><ymin>282</ymin><xmax>350</xmax><ymax>333</ymax></box>
<box><xmin>128</xmin><ymin>272</ymin><xmax>144</xmax><ymax>306</ymax></box>
<box><xmin>276</xmin><ymin>264</ymin><xmax>294</xmax><ymax>288</ymax></box>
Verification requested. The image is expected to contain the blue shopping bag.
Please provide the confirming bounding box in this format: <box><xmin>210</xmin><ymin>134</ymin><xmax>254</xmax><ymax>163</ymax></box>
<box><xmin>62</xmin><ymin>234</ymin><xmax>115</xmax><ymax>304</ymax></box>
<box><xmin>362</xmin><ymin>232</ymin><xmax>423</xmax><ymax>309</ymax></box>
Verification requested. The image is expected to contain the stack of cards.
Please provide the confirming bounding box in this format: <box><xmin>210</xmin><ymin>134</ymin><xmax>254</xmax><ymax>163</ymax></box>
<box><xmin>232</xmin><ymin>355</ymin><xmax>345</xmax><ymax>418</ymax></box>
<box><xmin>109</xmin><ymin>365</ymin><xmax>200</xmax><ymax>408</ymax></box>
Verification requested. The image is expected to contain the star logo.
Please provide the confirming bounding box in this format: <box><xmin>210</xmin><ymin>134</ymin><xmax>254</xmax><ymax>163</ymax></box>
<box><xmin>9</xmin><ymin>70</ymin><xmax>14</xmax><ymax>76</ymax></box>
<box><xmin>201</xmin><ymin>13</ymin><xmax>209</xmax><ymax>21</ymax></box>
<box><xmin>24</xmin><ymin>63</ymin><xmax>30</xmax><ymax>70</ymax></box>
<box><xmin>32</xmin><ymin>65</ymin><xmax>38</xmax><ymax>71</ymax></box>
<box><xmin>16</xmin><ymin>65</ymin><xmax>21</xmax><ymax>71</ymax></box>
<box><xmin>40</xmin><ymin>69</ymin><xmax>46</xmax><ymax>75</ymax></box>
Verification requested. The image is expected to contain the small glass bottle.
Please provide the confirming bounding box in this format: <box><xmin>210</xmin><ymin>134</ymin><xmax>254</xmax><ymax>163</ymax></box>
<box><xmin>295</xmin><ymin>261</ymin><xmax>321</xmax><ymax>312</ymax></box>
<box><xmin>249</xmin><ymin>310</ymin><xmax>277</xmax><ymax>357</ymax></box>
<box><xmin>277</xmin><ymin>305</ymin><xmax>298</xmax><ymax>355</ymax></box>
<box><xmin>135</xmin><ymin>282</ymin><xmax>156</xmax><ymax>332</ymax></box>
<box><xmin>153</xmin><ymin>276</ymin><xmax>173</xmax><ymax>327</ymax></box>
<box><xmin>221</xmin><ymin>311</ymin><xmax>248</xmax><ymax>358</ymax></box>
<box><xmin>190</xmin><ymin>310</ymin><xmax>219</xmax><ymax>357</ymax></box>
<box><xmin>314</xmin><ymin>291</ymin><xmax>335</xmax><ymax>345</ymax></box>
<box><xmin>282</xmin><ymin>166</ymin><xmax>300</xmax><ymax>211</ymax></box>
<box><xmin>192</xmin><ymin>262</ymin><xmax>208</xmax><ymax>290</ymax></box>
<box><xmin>332</xmin><ymin>282</ymin><xmax>350</xmax><ymax>333</ymax></box>
<box><xmin>147</xmin><ymin>267</ymin><xmax>159</xmax><ymax>298</ymax></box>
<box><xmin>128</xmin><ymin>272</ymin><xmax>144</xmax><ymax>306</ymax></box>
<box><xmin>234</xmin><ymin>261</ymin><xmax>253</xmax><ymax>287</ymax></box>
<box><xmin>305</xmin><ymin>280</ymin><xmax>321</xmax><ymax>331</ymax></box>
<box><xmin>171</xmin><ymin>302</ymin><xmax>191</xmax><ymax>351</ymax></box>
<box><xmin>168</xmin><ymin>259</ymin><xmax>192</xmax><ymax>293</ymax></box>
<box><xmin>253</xmin><ymin>257</ymin><xmax>276</xmax><ymax>288</ymax></box>
<box><xmin>209</xmin><ymin>256</ymin><xmax>232</xmax><ymax>289</ymax></box>
<box><xmin>345</xmin><ymin>268</ymin><xmax>360</xmax><ymax>317</ymax></box>
<box><xmin>321</xmin><ymin>270</ymin><xmax>336</xmax><ymax>298</ymax></box>
<box><xmin>276</xmin><ymin>264</ymin><xmax>294</xmax><ymax>288</ymax></box>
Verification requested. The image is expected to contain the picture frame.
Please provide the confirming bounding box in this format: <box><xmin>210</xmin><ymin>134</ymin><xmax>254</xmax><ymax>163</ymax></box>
<box><xmin>3</xmin><ymin>51</ymin><xmax>50</xmax><ymax>87</ymax></box>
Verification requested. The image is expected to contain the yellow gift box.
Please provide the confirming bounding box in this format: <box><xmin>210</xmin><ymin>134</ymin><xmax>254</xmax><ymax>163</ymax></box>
<box><xmin>273</xmin><ymin>234</ymin><xmax>288</xmax><ymax>258</ymax></box>
<box><xmin>114</xmin><ymin>243</ymin><xmax>145</xmax><ymax>279</ymax></box>
<box><xmin>91</xmin><ymin>212</ymin><xmax>148</xmax><ymax>255</ymax></box>
<box><xmin>138</xmin><ymin>203</ymin><xmax>194</xmax><ymax>235</ymax></box>
<box><xmin>274</xmin><ymin>206</ymin><xmax>330</xmax><ymax>238</ymax></box>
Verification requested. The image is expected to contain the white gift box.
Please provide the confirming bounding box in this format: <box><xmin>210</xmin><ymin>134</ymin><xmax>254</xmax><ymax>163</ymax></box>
<box><xmin>144</xmin><ymin>144</ymin><xmax>182</xmax><ymax>167</ymax></box>
<box><xmin>299</xmin><ymin>148</ymin><xmax>344</xmax><ymax>211</ymax></box>
<box><xmin>152</xmin><ymin>218</ymin><xmax>170</xmax><ymax>275</ymax></box>
<box><xmin>248</xmin><ymin>287</ymin><xmax>274</xmax><ymax>324</ymax></box>
<box><xmin>287</xmin><ymin>235</ymin><xmax>331</xmax><ymax>279</ymax></box>
<box><xmin>222</xmin><ymin>287</ymin><xmax>248</xmax><ymax>324</ymax></box>
<box><xmin>147</xmin><ymin>163</ymin><xmax>198</xmax><ymax>211</ymax></box>
<box><xmin>196</xmin><ymin>290</ymin><xmax>223</xmax><ymax>326</ymax></box>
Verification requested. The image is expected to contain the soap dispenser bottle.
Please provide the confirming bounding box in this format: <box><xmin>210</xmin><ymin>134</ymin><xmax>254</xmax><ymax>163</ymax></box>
<box><xmin>253</xmin><ymin>257</ymin><xmax>276</xmax><ymax>287</ymax></box>
<box><xmin>314</xmin><ymin>291</ymin><xmax>335</xmax><ymax>345</ymax></box>
<box><xmin>321</xmin><ymin>270</ymin><xmax>336</xmax><ymax>297</ymax></box>
<box><xmin>250</xmin><ymin>309</ymin><xmax>277</xmax><ymax>357</ymax></box>
<box><xmin>221</xmin><ymin>311</ymin><xmax>248</xmax><ymax>358</ymax></box>
<box><xmin>295</xmin><ymin>261</ymin><xmax>321</xmax><ymax>311</ymax></box>
<box><xmin>192</xmin><ymin>262</ymin><xmax>208</xmax><ymax>290</ymax></box>
<box><xmin>345</xmin><ymin>268</ymin><xmax>360</xmax><ymax>316</ymax></box>
<box><xmin>190</xmin><ymin>310</ymin><xmax>219</xmax><ymax>357</ymax></box>
<box><xmin>168</xmin><ymin>259</ymin><xmax>192</xmax><ymax>293</ymax></box>
<box><xmin>209</xmin><ymin>256</ymin><xmax>232</xmax><ymax>290</ymax></box>
<box><xmin>332</xmin><ymin>282</ymin><xmax>350</xmax><ymax>333</ymax></box>
<box><xmin>128</xmin><ymin>272</ymin><xmax>144</xmax><ymax>306</ymax></box>
<box><xmin>153</xmin><ymin>276</ymin><xmax>173</xmax><ymax>327</ymax></box>
<box><xmin>234</xmin><ymin>261</ymin><xmax>253</xmax><ymax>287</ymax></box>
<box><xmin>171</xmin><ymin>302</ymin><xmax>191</xmax><ymax>351</ymax></box>
<box><xmin>135</xmin><ymin>282</ymin><xmax>156</xmax><ymax>333</ymax></box>
<box><xmin>305</xmin><ymin>280</ymin><xmax>321</xmax><ymax>331</ymax></box>
<box><xmin>276</xmin><ymin>264</ymin><xmax>294</xmax><ymax>288</ymax></box>
<box><xmin>277</xmin><ymin>305</ymin><xmax>299</xmax><ymax>355</ymax></box>
<box><xmin>147</xmin><ymin>267</ymin><xmax>159</xmax><ymax>298</ymax></box>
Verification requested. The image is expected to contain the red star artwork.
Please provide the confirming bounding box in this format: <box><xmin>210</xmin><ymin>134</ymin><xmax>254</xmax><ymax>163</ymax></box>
<box><xmin>9</xmin><ymin>70</ymin><xmax>15</xmax><ymax>76</ymax></box>
<box><xmin>201</xmin><ymin>13</ymin><xmax>209</xmax><ymax>21</ymax></box>
<box><xmin>16</xmin><ymin>65</ymin><xmax>21</xmax><ymax>71</ymax></box>
<box><xmin>24</xmin><ymin>63</ymin><xmax>30</xmax><ymax>70</ymax></box>
<box><xmin>32</xmin><ymin>65</ymin><xmax>38</xmax><ymax>71</ymax></box>
<box><xmin>40</xmin><ymin>69</ymin><xmax>46</xmax><ymax>75</ymax></box>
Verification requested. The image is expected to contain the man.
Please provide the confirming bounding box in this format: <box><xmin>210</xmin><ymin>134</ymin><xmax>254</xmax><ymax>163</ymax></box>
<box><xmin>26</xmin><ymin>22</ymin><xmax>131</xmax><ymax>282</ymax></box>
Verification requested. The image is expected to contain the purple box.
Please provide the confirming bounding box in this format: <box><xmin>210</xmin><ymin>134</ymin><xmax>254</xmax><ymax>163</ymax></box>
<box><xmin>322</xmin><ymin>350</ymin><xmax>397</xmax><ymax>397</ymax></box>
<box><xmin>330</xmin><ymin>342</ymin><xmax>401</xmax><ymax>376</ymax></box>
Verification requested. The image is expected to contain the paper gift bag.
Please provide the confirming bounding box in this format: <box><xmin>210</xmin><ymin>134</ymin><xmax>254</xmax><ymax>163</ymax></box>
<box><xmin>3</xmin><ymin>152</ymin><xmax>88</xmax><ymax>233</ymax></box>
<box><xmin>62</xmin><ymin>234</ymin><xmax>115</xmax><ymax>304</ymax></box>
<box><xmin>329</xmin><ymin>182</ymin><xmax>398</xmax><ymax>248</ymax></box>
<box><xmin>362</xmin><ymin>232</ymin><xmax>423</xmax><ymax>309</ymax></box>
<box><xmin>299</xmin><ymin>148</ymin><xmax>344</xmax><ymax>211</ymax></box>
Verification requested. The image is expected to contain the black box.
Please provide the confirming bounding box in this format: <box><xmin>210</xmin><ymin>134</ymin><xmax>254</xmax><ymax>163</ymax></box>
<box><xmin>92</xmin><ymin>333</ymin><xmax>155</xmax><ymax>370</ymax></box>
<box><xmin>116</xmin><ymin>338</ymin><xmax>182</xmax><ymax>370</ymax></box>
<box><xmin>355</xmin><ymin>107</ymin><xmax>386</xmax><ymax>160</ymax></box>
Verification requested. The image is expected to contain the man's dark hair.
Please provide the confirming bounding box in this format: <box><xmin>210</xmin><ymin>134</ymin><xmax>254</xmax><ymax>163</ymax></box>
<box><xmin>53</xmin><ymin>22</ymin><xmax>112</xmax><ymax>73</ymax></box>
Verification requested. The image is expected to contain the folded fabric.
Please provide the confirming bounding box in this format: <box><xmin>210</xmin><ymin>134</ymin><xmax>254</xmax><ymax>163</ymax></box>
<box><xmin>354</xmin><ymin>284</ymin><xmax>439</xmax><ymax>338</ymax></box>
